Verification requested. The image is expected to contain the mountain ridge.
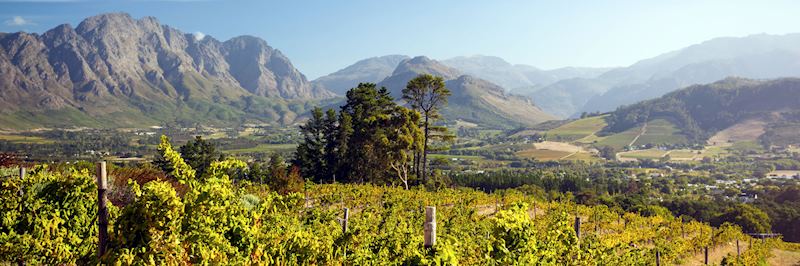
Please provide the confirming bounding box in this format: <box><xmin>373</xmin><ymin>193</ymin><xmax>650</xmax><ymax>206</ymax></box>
<box><xmin>377</xmin><ymin>56</ymin><xmax>555</xmax><ymax>128</ymax></box>
<box><xmin>603</xmin><ymin>77</ymin><xmax>800</xmax><ymax>144</ymax></box>
<box><xmin>0</xmin><ymin>12</ymin><xmax>334</xmax><ymax>129</ymax></box>
<box><xmin>530</xmin><ymin>33</ymin><xmax>800</xmax><ymax>118</ymax></box>
<box><xmin>311</xmin><ymin>55</ymin><xmax>409</xmax><ymax>95</ymax></box>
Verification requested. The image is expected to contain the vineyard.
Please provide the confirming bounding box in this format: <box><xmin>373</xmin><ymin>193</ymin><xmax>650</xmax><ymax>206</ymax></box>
<box><xmin>0</xmin><ymin>138</ymin><xmax>793</xmax><ymax>265</ymax></box>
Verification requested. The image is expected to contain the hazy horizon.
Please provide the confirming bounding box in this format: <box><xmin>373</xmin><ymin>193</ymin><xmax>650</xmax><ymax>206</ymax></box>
<box><xmin>2</xmin><ymin>0</ymin><xmax>800</xmax><ymax>79</ymax></box>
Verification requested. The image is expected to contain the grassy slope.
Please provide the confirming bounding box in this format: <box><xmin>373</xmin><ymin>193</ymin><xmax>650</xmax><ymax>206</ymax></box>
<box><xmin>632</xmin><ymin>119</ymin><xmax>688</xmax><ymax>146</ymax></box>
<box><xmin>0</xmin><ymin>94</ymin><xmax>327</xmax><ymax>130</ymax></box>
<box><xmin>546</xmin><ymin>115</ymin><xmax>607</xmax><ymax>141</ymax></box>
<box><xmin>223</xmin><ymin>143</ymin><xmax>298</xmax><ymax>154</ymax></box>
<box><xmin>595</xmin><ymin>126</ymin><xmax>642</xmax><ymax>150</ymax></box>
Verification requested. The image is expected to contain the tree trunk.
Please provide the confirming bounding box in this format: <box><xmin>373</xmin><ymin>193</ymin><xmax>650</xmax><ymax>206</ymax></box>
<box><xmin>422</xmin><ymin>115</ymin><xmax>430</xmax><ymax>183</ymax></box>
<box><xmin>391</xmin><ymin>162</ymin><xmax>410</xmax><ymax>190</ymax></box>
<box><xmin>413</xmin><ymin>151</ymin><xmax>419</xmax><ymax>180</ymax></box>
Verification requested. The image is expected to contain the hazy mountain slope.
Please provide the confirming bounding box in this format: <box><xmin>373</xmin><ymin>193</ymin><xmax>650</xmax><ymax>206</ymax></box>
<box><xmin>442</xmin><ymin>55</ymin><xmax>612</xmax><ymax>92</ymax></box>
<box><xmin>311</xmin><ymin>55</ymin><xmax>409</xmax><ymax>95</ymax></box>
<box><xmin>442</xmin><ymin>55</ymin><xmax>536</xmax><ymax>89</ymax></box>
<box><xmin>530</xmin><ymin>78</ymin><xmax>612</xmax><ymax>118</ymax></box>
<box><xmin>584</xmin><ymin>48</ymin><xmax>800</xmax><ymax>114</ymax></box>
<box><xmin>377</xmin><ymin>56</ymin><xmax>555</xmax><ymax>128</ymax></box>
<box><xmin>0</xmin><ymin>13</ymin><xmax>333</xmax><ymax>129</ymax></box>
<box><xmin>603</xmin><ymin>77</ymin><xmax>800</xmax><ymax>143</ymax></box>
<box><xmin>532</xmin><ymin>33</ymin><xmax>800</xmax><ymax>118</ymax></box>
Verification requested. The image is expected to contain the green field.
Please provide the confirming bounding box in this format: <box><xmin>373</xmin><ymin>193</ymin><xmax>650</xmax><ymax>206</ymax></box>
<box><xmin>595</xmin><ymin>126</ymin><xmax>641</xmax><ymax>150</ymax></box>
<box><xmin>224</xmin><ymin>143</ymin><xmax>297</xmax><ymax>154</ymax></box>
<box><xmin>461</xmin><ymin>142</ymin><xmax>529</xmax><ymax>152</ymax></box>
<box><xmin>516</xmin><ymin>149</ymin><xmax>573</xmax><ymax>160</ymax></box>
<box><xmin>546</xmin><ymin>115</ymin><xmax>608</xmax><ymax>142</ymax></box>
<box><xmin>562</xmin><ymin>152</ymin><xmax>600</xmax><ymax>162</ymax></box>
<box><xmin>618</xmin><ymin>149</ymin><xmax>668</xmax><ymax>160</ymax></box>
<box><xmin>0</xmin><ymin>134</ymin><xmax>55</xmax><ymax>144</ymax></box>
<box><xmin>631</xmin><ymin>119</ymin><xmax>688</xmax><ymax>146</ymax></box>
<box><xmin>428</xmin><ymin>154</ymin><xmax>485</xmax><ymax>161</ymax></box>
<box><xmin>668</xmin><ymin>150</ymin><xmax>702</xmax><ymax>160</ymax></box>
<box><xmin>727</xmin><ymin>140</ymin><xmax>766</xmax><ymax>153</ymax></box>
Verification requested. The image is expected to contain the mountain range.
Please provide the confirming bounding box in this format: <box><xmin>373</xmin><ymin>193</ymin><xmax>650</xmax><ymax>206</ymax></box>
<box><xmin>5</xmin><ymin>13</ymin><xmax>800</xmax><ymax>131</ymax></box>
<box><xmin>376</xmin><ymin>56</ymin><xmax>555</xmax><ymax>128</ymax></box>
<box><xmin>602</xmin><ymin>77</ymin><xmax>800</xmax><ymax>146</ymax></box>
<box><xmin>440</xmin><ymin>55</ymin><xmax>613</xmax><ymax>94</ymax></box>
<box><xmin>531</xmin><ymin>33</ymin><xmax>800</xmax><ymax>117</ymax></box>
<box><xmin>0</xmin><ymin>13</ymin><xmax>332</xmax><ymax>129</ymax></box>
<box><xmin>311</xmin><ymin>55</ymin><xmax>409</xmax><ymax>95</ymax></box>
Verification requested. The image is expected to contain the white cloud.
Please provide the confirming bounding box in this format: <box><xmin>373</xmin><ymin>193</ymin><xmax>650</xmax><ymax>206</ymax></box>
<box><xmin>5</xmin><ymin>16</ymin><xmax>35</xmax><ymax>26</ymax></box>
<box><xmin>194</xmin><ymin>31</ymin><xmax>206</xmax><ymax>41</ymax></box>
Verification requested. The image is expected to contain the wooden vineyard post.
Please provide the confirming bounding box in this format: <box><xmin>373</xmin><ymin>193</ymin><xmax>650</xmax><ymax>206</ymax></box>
<box><xmin>680</xmin><ymin>217</ymin><xmax>686</xmax><ymax>238</ymax></box>
<box><xmin>736</xmin><ymin>239</ymin><xmax>740</xmax><ymax>256</ymax></box>
<box><xmin>704</xmin><ymin>246</ymin><xmax>709</xmax><ymax>265</ymax></box>
<box><xmin>17</xmin><ymin>166</ymin><xmax>25</xmax><ymax>198</ymax></box>
<box><xmin>342</xmin><ymin>208</ymin><xmax>350</xmax><ymax>234</ymax></box>
<box><xmin>574</xmin><ymin>217</ymin><xmax>581</xmax><ymax>239</ymax></box>
<box><xmin>682</xmin><ymin>224</ymin><xmax>686</xmax><ymax>238</ymax></box>
<box><xmin>342</xmin><ymin>208</ymin><xmax>349</xmax><ymax>259</ymax></box>
<box><xmin>96</xmin><ymin>162</ymin><xmax>109</xmax><ymax>259</ymax></box>
<box><xmin>424</xmin><ymin>206</ymin><xmax>436</xmax><ymax>248</ymax></box>
<box><xmin>656</xmin><ymin>250</ymin><xmax>661</xmax><ymax>266</ymax></box>
<box><xmin>17</xmin><ymin>167</ymin><xmax>25</xmax><ymax>266</ymax></box>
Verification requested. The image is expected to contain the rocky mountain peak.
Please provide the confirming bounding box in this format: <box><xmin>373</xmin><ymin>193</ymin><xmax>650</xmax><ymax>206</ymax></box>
<box><xmin>0</xmin><ymin>12</ymin><xmax>333</xmax><ymax>129</ymax></box>
<box><xmin>392</xmin><ymin>56</ymin><xmax>461</xmax><ymax>79</ymax></box>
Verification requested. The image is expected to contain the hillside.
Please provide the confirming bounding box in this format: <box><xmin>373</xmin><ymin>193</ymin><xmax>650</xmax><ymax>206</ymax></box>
<box><xmin>377</xmin><ymin>56</ymin><xmax>555</xmax><ymax>128</ymax></box>
<box><xmin>441</xmin><ymin>55</ymin><xmax>613</xmax><ymax>92</ymax></box>
<box><xmin>311</xmin><ymin>55</ymin><xmax>409</xmax><ymax>95</ymax></box>
<box><xmin>530</xmin><ymin>33</ymin><xmax>800</xmax><ymax>117</ymax></box>
<box><xmin>604</xmin><ymin>77</ymin><xmax>800</xmax><ymax>144</ymax></box>
<box><xmin>0</xmin><ymin>13</ymin><xmax>333</xmax><ymax>130</ymax></box>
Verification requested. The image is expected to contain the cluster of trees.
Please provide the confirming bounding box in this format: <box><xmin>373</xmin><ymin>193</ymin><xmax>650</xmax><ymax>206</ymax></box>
<box><xmin>293</xmin><ymin>75</ymin><xmax>452</xmax><ymax>189</ymax></box>
<box><xmin>156</xmin><ymin>136</ymin><xmax>303</xmax><ymax>195</ymax></box>
<box><xmin>0</xmin><ymin>129</ymin><xmax>156</xmax><ymax>161</ymax></box>
<box><xmin>752</xmin><ymin>185</ymin><xmax>800</xmax><ymax>242</ymax></box>
<box><xmin>449</xmin><ymin>165</ymin><xmax>793</xmax><ymax>239</ymax></box>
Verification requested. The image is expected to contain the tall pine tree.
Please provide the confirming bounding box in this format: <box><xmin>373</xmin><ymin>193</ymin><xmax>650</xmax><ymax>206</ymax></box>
<box><xmin>403</xmin><ymin>74</ymin><xmax>451</xmax><ymax>183</ymax></box>
<box><xmin>293</xmin><ymin>107</ymin><xmax>326</xmax><ymax>182</ymax></box>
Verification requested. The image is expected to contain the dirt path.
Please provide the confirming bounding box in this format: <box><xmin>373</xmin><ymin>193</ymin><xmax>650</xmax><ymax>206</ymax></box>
<box><xmin>628</xmin><ymin>122</ymin><xmax>648</xmax><ymax>147</ymax></box>
<box><xmin>560</xmin><ymin>151</ymin><xmax>579</xmax><ymax>160</ymax></box>
<box><xmin>768</xmin><ymin>249</ymin><xmax>800</xmax><ymax>265</ymax></box>
<box><xmin>680</xmin><ymin>241</ymin><xmax>741</xmax><ymax>266</ymax></box>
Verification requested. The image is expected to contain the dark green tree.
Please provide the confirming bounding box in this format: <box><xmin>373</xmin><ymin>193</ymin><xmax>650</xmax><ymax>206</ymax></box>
<box><xmin>322</xmin><ymin>108</ymin><xmax>340</xmax><ymax>183</ymax></box>
<box><xmin>340</xmin><ymin>83</ymin><xmax>398</xmax><ymax>183</ymax></box>
<box><xmin>384</xmin><ymin>106</ymin><xmax>423</xmax><ymax>189</ymax></box>
<box><xmin>334</xmin><ymin>112</ymin><xmax>353</xmax><ymax>182</ymax></box>
<box><xmin>180</xmin><ymin>136</ymin><xmax>225</xmax><ymax>178</ymax></box>
<box><xmin>403</xmin><ymin>74</ymin><xmax>451</xmax><ymax>183</ymax></box>
<box><xmin>598</xmin><ymin>146</ymin><xmax>617</xmax><ymax>161</ymax></box>
<box><xmin>714</xmin><ymin>204</ymin><xmax>772</xmax><ymax>233</ymax></box>
<box><xmin>155</xmin><ymin>136</ymin><xmax>223</xmax><ymax>178</ymax></box>
<box><xmin>294</xmin><ymin>107</ymin><xmax>327</xmax><ymax>182</ymax></box>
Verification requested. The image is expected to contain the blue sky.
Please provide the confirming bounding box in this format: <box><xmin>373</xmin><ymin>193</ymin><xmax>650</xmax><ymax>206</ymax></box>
<box><xmin>2</xmin><ymin>0</ymin><xmax>799</xmax><ymax>79</ymax></box>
